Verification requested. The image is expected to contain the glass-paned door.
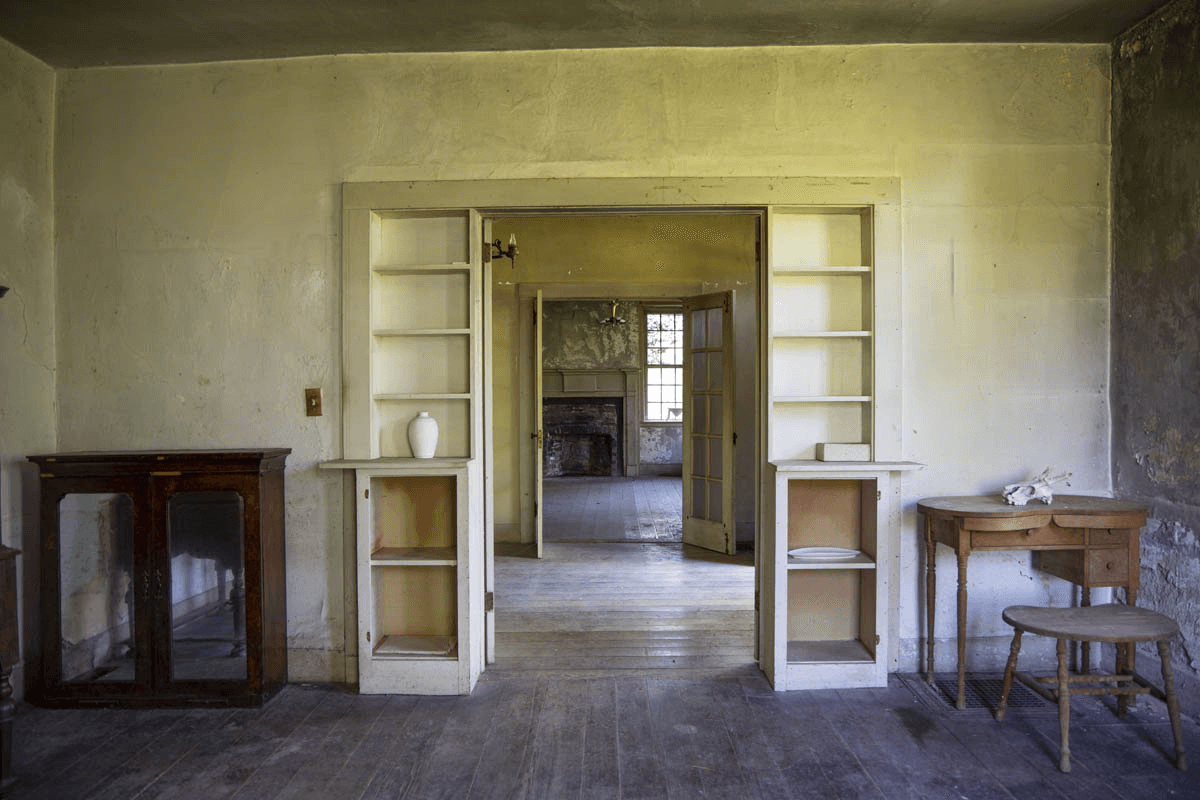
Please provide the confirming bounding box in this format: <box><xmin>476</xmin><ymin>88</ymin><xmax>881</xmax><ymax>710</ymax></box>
<box><xmin>682</xmin><ymin>291</ymin><xmax>736</xmax><ymax>555</ymax></box>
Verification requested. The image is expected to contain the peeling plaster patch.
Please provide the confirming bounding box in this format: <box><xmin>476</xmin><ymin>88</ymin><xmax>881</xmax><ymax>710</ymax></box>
<box><xmin>0</xmin><ymin>177</ymin><xmax>37</xmax><ymax>232</ymax></box>
<box><xmin>1140</xmin><ymin>517</ymin><xmax>1200</xmax><ymax>671</ymax></box>
<box><xmin>640</xmin><ymin>425</ymin><xmax>682</xmax><ymax>464</ymax></box>
<box><xmin>1135</xmin><ymin>417</ymin><xmax>1200</xmax><ymax>487</ymax></box>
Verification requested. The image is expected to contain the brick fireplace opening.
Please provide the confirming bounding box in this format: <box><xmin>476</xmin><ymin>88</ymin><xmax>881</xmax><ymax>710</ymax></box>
<box><xmin>542</xmin><ymin>397</ymin><xmax>624</xmax><ymax>477</ymax></box>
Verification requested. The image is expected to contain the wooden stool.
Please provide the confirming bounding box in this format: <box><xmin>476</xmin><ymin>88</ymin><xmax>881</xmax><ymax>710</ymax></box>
<box><xmin>995</xmin><ymin>604</ymin><xmax>1187</xmax><ymax>773</ymax></box>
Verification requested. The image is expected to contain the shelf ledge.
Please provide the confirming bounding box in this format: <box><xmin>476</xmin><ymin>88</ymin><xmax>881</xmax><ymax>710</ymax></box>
<box><xmin>787</xmin><ymin>553</ymin><xmax>876</xmax><ymax>569</ymax></box>
<box><xmin>373</xmin><ymin>328</ymin><xmax>471</xmax><ymax>337</ymax></box>
<box><xmin>372</xmin><ymin>263</ymin><xmax>470</xmax><ymax>274</ymax></box>
<box><xmin>772</xmin><ymin>330</ymin><xmax>872</xmax><ymax>338</ymax></box>
<box><xmin>371</xmin><ymin>547</ymin><xmax>457</xmax><ymax>566</ymax></box>
<box><xmin>773</xmin><ymin>265</ymin><xmax>872</xmax><ymax>274</ymax></box>
<box><xmin>786</xmin><ymin>640</ymin><xmax>875</xmax><ymax>663</ymax></box>
<box><xmin>320</xmin><ymin>457</ymin><xmax>474</xmax><ymax>470</ymax></box>
<box><xmin>770</xmin><ymin>460</ymin><xmax>924</xmax><ymax>472</ymax></box>
<box><xmin>772</xmin><ymin>396</ymin><xmax>871</xmax><ymax>404</ymax></box>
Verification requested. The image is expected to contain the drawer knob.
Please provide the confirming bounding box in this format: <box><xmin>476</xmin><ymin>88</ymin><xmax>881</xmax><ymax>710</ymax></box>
<box><xmin>1107</xmin><ymin>561</ymin><xmax>1115</xmax><ymax>570</ymax></box>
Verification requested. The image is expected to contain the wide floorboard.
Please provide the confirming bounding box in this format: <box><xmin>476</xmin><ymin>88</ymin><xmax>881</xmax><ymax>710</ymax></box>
<box><xmin>490</xmin><ymin>541</ymin><xmax>756</xmax><ymax>679</ymax></box>
<box><xmin>7</xmin><ymin>676</ymin><xmax>1197</xmax><ymax>799</ymax></box>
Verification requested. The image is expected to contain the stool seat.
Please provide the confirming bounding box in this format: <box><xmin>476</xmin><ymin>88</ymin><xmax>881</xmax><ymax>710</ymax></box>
<box><xmin>1002</xmin><ymin>603</ymin><xmax>1179</xmax><ymax>643</ymax></box>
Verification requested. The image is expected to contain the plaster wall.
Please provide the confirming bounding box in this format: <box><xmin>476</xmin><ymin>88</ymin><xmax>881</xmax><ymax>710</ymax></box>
<box><xmin>47</xmin><ymin>44</ymin><xmax>1112</xmax><ymax>680</ymax></box>
<box><xmin>0</xmin><ymin>37</ymin><xmax>56</xmax><ymax>700</ymax></box>
<box><xmin>1112</xmin><ymin>0</ymin><xmax>1200</xmax><ymax>712</ymax></box>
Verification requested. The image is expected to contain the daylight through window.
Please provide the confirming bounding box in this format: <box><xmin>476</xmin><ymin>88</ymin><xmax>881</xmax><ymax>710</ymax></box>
<box><xmin>646</xmin><ymin>310</ymin><xmax>683</xmax><ymax>421</ymax></box>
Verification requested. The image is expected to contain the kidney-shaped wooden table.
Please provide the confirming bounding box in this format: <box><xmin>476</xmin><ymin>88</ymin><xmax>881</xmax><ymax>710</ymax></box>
<box><xmin>917</xmin><ymin>494</ymin><xmax>1148</xmax><ymax>709</ymax></box>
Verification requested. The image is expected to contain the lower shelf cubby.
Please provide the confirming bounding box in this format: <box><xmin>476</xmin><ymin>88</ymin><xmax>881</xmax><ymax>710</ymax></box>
<box><xmin>785</xmin><ymin>568</ymin><xmax>877</xmax><ymax>664</ymax></box>
<box><xmin>372</xmin><ymin>564</ymin><xmax>457</xmax><ymax>660</ymax></box>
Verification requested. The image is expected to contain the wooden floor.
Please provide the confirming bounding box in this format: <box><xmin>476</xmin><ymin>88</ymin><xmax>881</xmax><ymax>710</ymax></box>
<box><xmin>491</xmin><ymin>541</ymin><xmax>756</xmax><ymax>679</ymax></box>
<box><xmin>7</xmin><ymin>675</ymin><xmax>1197</xmax><ymax>799</ymax></box>
<box><xmin>9</xmin><ymin>533</ymin><xmax>1197</xmax><ymax>797</ymax></box>
<box><xmin>543</xmin><ymin>476</ymin><xmax>683</xmax><ymax>543</ymax></box>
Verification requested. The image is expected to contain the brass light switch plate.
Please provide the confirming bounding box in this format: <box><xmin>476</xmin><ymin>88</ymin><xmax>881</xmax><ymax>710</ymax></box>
<box><xmin>305</xmin><ymin>388</ymin><xmax>322</xmax><ymax>416</ymax></box>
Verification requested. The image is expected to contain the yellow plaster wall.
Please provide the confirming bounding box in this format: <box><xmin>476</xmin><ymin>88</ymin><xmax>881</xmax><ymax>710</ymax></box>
<box><xmin>0</xmin><ymin>37</ymin><xmax>56</xmax><ymax>700</ymax></box>
<box><xmin>49</xmin><ymin>44</ymin><xmax>1111</xmax><ymax>678</ymax></box>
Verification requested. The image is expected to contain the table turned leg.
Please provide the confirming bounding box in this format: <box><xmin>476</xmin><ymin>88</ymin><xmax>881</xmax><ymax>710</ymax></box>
<box><xmin>924</xmin><ymin>516</ymin><xmax>936</xmax><ymax>685</ymax></box>
<box><xmin>995</xmin><ymin>628</ymin><xmax>1022</xmax><ymax>722</ymax></box>
<box><xmin>1056</xmin><ymin>638</ymin><xmax>1072</xmax><ymax>773</ymax></box>
<box><xmin>1079</xmin><ymin>585</ymin><xmax>1091</xmax><ymax>674</ymax></box>
<box><xmin>1158</xmin><ymin>640</ymin><xmax>1188</xmax><ymax>771</ymax></box>
<box><xmin>956</xmin><ymin>549</ymin><xmax>969</xmax><ymax>710</ymax></box>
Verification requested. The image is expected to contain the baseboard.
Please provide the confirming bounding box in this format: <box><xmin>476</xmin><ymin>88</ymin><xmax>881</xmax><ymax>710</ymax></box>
<box><xmin>638</xmin><ymin>464</ymin><xmax>682</xmax><ymax>476</ymax></box>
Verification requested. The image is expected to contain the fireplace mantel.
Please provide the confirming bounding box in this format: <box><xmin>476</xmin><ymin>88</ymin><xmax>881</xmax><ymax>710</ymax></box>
<box><xmin>543</xmin><ymin>369</ymin><xmax>639</xmax><ymax>476</ymax></box>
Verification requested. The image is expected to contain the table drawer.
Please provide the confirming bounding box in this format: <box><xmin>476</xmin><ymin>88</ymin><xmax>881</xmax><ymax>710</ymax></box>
<box><xmin>1037</xmin><ymin>548</ymin><xmax>1130</xmax><ymax>586</ymax></box>
<box><xmin>973</xmin><ymin>524</ymin><xmax>1083</xmax><ymax>549</ymax></box>
<box><xmin>1087</xmin><ymin>548</ymin><xmax>1130</xmax><ymax>584</ymax></box>
<box><xmin>1089</xmin><ymin>528</ymin><xmax>1130</xmax><ymax>547</ymax></box>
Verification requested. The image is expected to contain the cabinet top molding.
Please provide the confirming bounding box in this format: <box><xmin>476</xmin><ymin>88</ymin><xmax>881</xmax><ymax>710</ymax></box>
<box><xmin>28</xmin><ymin>449</ymin><xmax>291</xmax><ymax>475</ymax></box>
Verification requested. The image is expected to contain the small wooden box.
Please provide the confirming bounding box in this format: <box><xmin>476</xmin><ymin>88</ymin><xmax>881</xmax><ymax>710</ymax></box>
<box><xmin>816</xmin><ymin>443</ymin><xmax>871</xmax><ymax>461</ymax></box>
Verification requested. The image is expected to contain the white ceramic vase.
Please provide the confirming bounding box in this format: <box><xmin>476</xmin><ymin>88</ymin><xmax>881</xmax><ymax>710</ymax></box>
<box><xmin>407</xmin><ymin>411</ymin><xmax>438</xmax><ymax>458</ymax></box>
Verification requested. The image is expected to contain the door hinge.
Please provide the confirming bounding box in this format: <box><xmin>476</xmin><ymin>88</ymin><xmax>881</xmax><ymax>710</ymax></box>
<box><xmin>483</xmin><ymin>244</ymin><xmax>492</xmax><ymax>263</ymax></box>
<box><xmin>754</xmin><ymin>590</ymin><xmax>759</xmax><ymax>611</ymax></box>
<box><xmin>484</xmin><ymin>591</ymin><xmax>494</xmax><ymax>612</ymax></box>
<box><xmin>531</xmin><ymin>429</ymin><xmax>543</xmax><ymax>448</ymax></box>
<box><xmin>366</xmin><ymin>631</ymin><xmax>371</xmax><ymax>643</ymax></box>
<box><xmin>877</xmin><ymin>490</ymin><xmax>882</xmax><ymax>501</ymax></box>
<box><xmin>732</xmin><ymin>431</ymin><xmax>738</xmax><ymax>446</ymax></box>
<box><xmin>534</xmin><ymin>500</ymin><xmax>539</xmax><ymax>517</ymax></box>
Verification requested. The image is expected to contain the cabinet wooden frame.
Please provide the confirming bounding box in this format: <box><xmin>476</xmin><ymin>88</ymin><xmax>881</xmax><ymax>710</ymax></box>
<box><xmin>323</xmin><ymin>458</ymin><xmax>483</xmax><ymax>695</ymax></box>
<box><xmin>29</xmin><ymin>450</ymin><xmax>289</xmax><ymax>708</ymax></box>
<box><xmin>764</xmin><ymin>462</ymin><xmax>920</xmax><ymax>689</ymax></box>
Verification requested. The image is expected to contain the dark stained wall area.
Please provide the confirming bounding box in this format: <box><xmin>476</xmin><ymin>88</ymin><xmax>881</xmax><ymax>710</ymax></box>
<box><xmin>1112</xmin><ymin>0</ymin><xmax>1200</xmax><ymax>711</ymax></box>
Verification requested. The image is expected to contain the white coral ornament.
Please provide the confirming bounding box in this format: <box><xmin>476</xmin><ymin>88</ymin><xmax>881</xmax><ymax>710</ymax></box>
<box><xmin>1002</xmin><ymin>468</ymin><xmax>1072</xmax><ymax>506</ymax></box>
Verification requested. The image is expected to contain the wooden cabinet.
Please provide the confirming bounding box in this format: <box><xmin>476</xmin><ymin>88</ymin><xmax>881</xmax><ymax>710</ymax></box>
<box><xmin>29</xmin><ymin>450</ymin><xmax>289</xmax><ymax>707</ymax></box>
<box><xmin>323</xmin><ymin>459</ymin><xmax>483</xmax><ymax>695</ymax></box>
<box><xmin>764</xmin><ymin>462</ymin><xmax>919</xmax><ymax>689</ymax></box>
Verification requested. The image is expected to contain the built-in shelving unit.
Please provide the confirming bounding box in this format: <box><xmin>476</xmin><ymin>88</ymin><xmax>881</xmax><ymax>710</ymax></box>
<box><xmin>762</xmin><ymin>205</ymin><xmax>918</xmax><ymax>690</ymax></box>
<box><xmin>767</xmin><ymin>209</ymin><xmax>876</xmax><ymax>461</ymax></box>
<box><xmin>332</xmin><ymin>205</ymin><xmax>485</xmax><ymax>695</ymax></box>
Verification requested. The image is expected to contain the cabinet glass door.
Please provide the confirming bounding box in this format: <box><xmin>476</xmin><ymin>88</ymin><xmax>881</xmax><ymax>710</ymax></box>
<box><xmin>57</xmin><ymin>492</ymin><xmax>137</xmax><ymax>683</ymax></box>
<box><xmin>165</xmin><ymin>491</ymin><xmax>248</xmax><ymax>681</ymax></box>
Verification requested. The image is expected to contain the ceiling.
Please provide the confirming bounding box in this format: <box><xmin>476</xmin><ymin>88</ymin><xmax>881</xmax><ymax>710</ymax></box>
<box><xmin>0</xmin><ymin>0</ymin><xmax>1169</xmax><ymax>69</ymax></box>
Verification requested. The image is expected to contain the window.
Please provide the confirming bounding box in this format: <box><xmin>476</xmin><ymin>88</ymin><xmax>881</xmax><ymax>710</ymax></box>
<box><xmin>645</xmin><ymin>309</ymin><xmax>683</xmax><ymax>421</ymax></box>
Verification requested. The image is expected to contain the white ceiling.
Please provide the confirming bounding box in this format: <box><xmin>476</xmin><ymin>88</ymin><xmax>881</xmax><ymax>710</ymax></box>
<box><xmin>0</xmin><ymin>0</ymin><xmax>1168</xmax><ymax>68</ymax></box>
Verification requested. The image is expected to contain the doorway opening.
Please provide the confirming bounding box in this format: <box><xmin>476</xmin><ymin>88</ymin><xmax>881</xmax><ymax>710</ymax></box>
<box><xmin>486</xmin><ymin>212</ymin><xmax>759</xmax><ymax>677</ymax></box>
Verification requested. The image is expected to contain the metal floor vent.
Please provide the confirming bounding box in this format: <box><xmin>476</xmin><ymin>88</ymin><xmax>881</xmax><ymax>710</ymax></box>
<box><xmin>933</xmin><ymin>675</ymin><xmax>1050</xmax><ymax>711</ymax></box>
<box><xmin>901</xmin><ymin>673</ymin><xmax>1053</xmax><ymax>714</ymax></box>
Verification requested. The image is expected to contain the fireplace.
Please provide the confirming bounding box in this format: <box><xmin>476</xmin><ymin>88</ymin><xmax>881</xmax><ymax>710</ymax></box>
<box><xmin>543</xmin><ymin>397</ymin><xmax>624</xmax><ymax>477</ymax></box>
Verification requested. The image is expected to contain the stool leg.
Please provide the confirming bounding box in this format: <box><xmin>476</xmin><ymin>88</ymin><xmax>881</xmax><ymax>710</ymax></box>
<box><xmin>996</xmin><ymin>628</ymin><xmax>1022</xmax><ymax>722</ymax></box>
<box><xmin>1057</xmin><ymin>638</ymin><xmax>1071</xmax><ymax>773</ymax></box>
<box><xmin>1117</xmin><ymin>642</ymin><xmax>1130</xmax><ymax>718</ymax></box>
<box><xmin>1158</xmin><ymin>640</ymin><xmax>1188</xmax><ymax>771</ymax></box>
